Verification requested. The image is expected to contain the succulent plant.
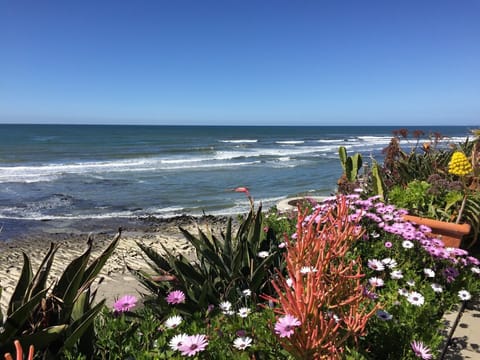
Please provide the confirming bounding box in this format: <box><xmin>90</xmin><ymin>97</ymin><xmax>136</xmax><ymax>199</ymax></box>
<box><xmin>338</xmin><ymin>146</ymin><xmax>363</xmax><ymax>183</ymax></box>
<box><xmin>131</xmin><ymin>204</ymin><xmax>284</xmax><ymax>314</ymax></box>
<box><xmin>0</xmin><ymin>230</ymin><xmax>121</xmax><ymax>358</ymax></box>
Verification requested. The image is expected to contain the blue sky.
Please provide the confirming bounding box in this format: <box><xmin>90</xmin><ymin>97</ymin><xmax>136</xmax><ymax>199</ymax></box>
<box><xmin>1</xmin><ymin>0</ymin><xmax>479</xmax><ymax>126</ymax></box>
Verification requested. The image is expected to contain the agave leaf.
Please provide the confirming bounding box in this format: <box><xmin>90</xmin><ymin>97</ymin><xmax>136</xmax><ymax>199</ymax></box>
<box><xmin>0</xmin><ymin>287</ymin><xmax>3</xmax><ymax>324</ymax></box>
<box><xmin>54</xmin><ymin>243</ymin><xmax>92</xmax><ymax>321</ymax></box>
<box><xmin>59</xmin><ymin>299</ymin><xmax>106</xmax><ymax>352</ymax></box>
<box><xmin>18</xmin><ymin>324</ymin><xmax>68</xmax><ymax>351</ymax></box>
<box><xmin>251</xmin><ymin>256</ymin><xmax>274</xmax><ymax>291</ymax></box>
<box><xmin>128</xmin><ymin>266</ymin><xmax>165</xmax><ymax>295</ymax></box>
<box><xmin>7</xmin><ymin>252</ymin><xmax>33</xmax><ymax>315</ymax></box>
<box><xmin>27</xmin><ymin>243</ymin><xmax>59</xmax><ymax>300</ymax></box>
<box><xmin>82</xmin><ymin>229</ymin><xmax>121</xmax><ymax>285</ymax></box>
<box><xmin>71</xmin><ymin>290</ymin><xmax>88</xmax><ymax>322</ymax></box>
<box><xmin>200</xmin><ymin>247</ymin><xmax>230</xmax><ymax>279</ymax></box>
<box><xmin>173</xmin><ymin>260</ymin><xmax>205</xmax><ymax>286</ymax></box>
<box><xmin>136</xmin><ymin>241</ymin><xmax>172</xmax><ymax>273</ymax></box>
<box><xmin>0</xmin><ymin>288</ymin><xmax>48</xmax><ymax>345</ymax></box>
<box><xmin>246</xmin><ymin>206</ymin><xmax>263</xmax><ymax>250</ymax></box>
<box><xmin>179</xmin><ymin>226</ymin><xmax>214</xmax><ymax>255</ymax></box>
<box><xmin>222</xmin><ymin>218</ymin><xmax>233</xmax><ymax>262</ymax></box>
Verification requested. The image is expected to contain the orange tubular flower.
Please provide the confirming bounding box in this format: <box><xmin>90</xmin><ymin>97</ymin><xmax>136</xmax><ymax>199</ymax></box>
<box><xmin>263</xmin><ymin>196</ymin><xmax>378</xmax><ymax>359</ymax></box>
<box><xmin>3</xmin><ymin>340</ymin><xmax>34</xmax><ymax>360</ymax></box>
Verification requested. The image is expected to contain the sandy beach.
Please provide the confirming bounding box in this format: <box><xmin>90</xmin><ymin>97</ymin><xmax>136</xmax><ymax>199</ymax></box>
<box><xmin>0</xmin><ymin>215</ymin><xmax>231</xmax><ymax>312</ymax></box>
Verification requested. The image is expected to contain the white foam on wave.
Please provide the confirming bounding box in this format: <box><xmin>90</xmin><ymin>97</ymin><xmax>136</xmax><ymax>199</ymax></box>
<box><xmin>0</xmin><ymin>157</ymin><xmax>265</xmax><ymax>183</ymax></box>
<box><xmin>276</xmin><ymin>140</ymin><xmax>305</xmax><ymax>145</ymax></box>
<box><xmin>357</xmin><ymin>136</ymin><xmax>393</xmax><ymax>143</ymax></box>
<box><xmin>219</xmin><ymin>139</ymin><xmax>258</xmax><ymax>143</ymax></box>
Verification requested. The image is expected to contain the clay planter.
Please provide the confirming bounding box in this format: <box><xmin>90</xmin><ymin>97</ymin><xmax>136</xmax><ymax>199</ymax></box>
<box><xmin>403</xmin><ymin>214</ymin><xmax>471</xmax><ymax>248</ymax></box>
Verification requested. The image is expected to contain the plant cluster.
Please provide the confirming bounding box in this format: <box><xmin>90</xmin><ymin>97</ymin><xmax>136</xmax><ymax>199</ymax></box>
<box><xmin>2</xmin><ymin>191</ymin><xmax>479</xmax><ymax>359</ymax></box>
<box><xmin>263</xmin><ymin>197</ymin><xmax>377</xmax><ymax>359</ymax></box>
<box><xmin>0</xmin><ymin>231</ymin><xmax>121</xmax><ymax>358</ymax></box>
<box><xmin>351</xmin><ymin>128</ymin><xmax>480</xmax><ymax>247</ymax></box>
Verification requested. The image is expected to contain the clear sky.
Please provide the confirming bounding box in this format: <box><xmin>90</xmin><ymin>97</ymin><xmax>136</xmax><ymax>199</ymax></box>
<box><xmin>1</xmin><ymin>0</ymin><xmax>479</xmax><ymax>126</ymax></box>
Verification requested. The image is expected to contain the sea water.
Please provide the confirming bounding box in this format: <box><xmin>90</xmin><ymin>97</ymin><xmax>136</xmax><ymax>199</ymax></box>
<box><xmin>0</xmin><ymin>124</ymin><xmax>473</xmax><ymax>239</ymax></box>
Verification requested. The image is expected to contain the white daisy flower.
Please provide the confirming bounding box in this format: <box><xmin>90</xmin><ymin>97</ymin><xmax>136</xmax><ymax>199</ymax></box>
<box><xmin>367</xmin><ymin>259</ymin><xmax>385</xmax><ymax>271</ymax></box>
<box><xmin>257</xmin><ymin>251</ymin><xmax>269</xmax><ymax>259</ymax></box>
<box><xmin>242</xmin><ymin>289</ymin><xmax>252</xmax><ymax>297</ymax></box>
<box><xmin>402</xmin><ymin>240</ymin><xmax>414</xmax><ymax>249</ymax></box>
<box><xmin>368</xmin><ymin>277</ymin><xmax>385</xmax><ymax>287</ymax></box>
<box><xmin>423</xmin><ymin>268</ymin><xmax>435</xmax><ymax>278</ymax></box>
<box><xmin>169</xmin><ymin>333</ymin><xmax>189</xmax><ymax>351</ymax></box>
<box><xmin>458</xmin><ymin>290</ymin><xmax>472</xmax><ymax>301</ymax></box>
<box><xmin>407</xmin><ymin>291</ymin><xmax>425</xmax><ymax>306</ymax></box>
<box><xmin>431</xmin><ymin>283</ymin><xmax>443</xmax><ymax>293</ymax></box>
<box><xmin>381</xmin><ymin>258</ymin><xmax>397</xmax><ymax>269</ymax></box>
<box><xmin>398</xmin><ymin>288</ymin><xmax>409</xmax><ymax>296</ymax></box>
<box><xmin>164</xmin><ymin>315</ymin><xmax>182</xmax><ymax>329</ymax></box>
<box><xmin>237</xmin><ymin>307</ymin><xmax>251</xmax><ymax>318</ymax></box>
<box><xmin>471</xmin><ymin>267</ymin><xmax>480</xmax><ymax>274</ymax></box>
<box><xmin>391</xmin><ymin>270</ymin><xmax>403</xmax><ymax>280</ymax></box>
<box><xmin>233</xmin><ymin>336</ymin><xmax>253</xmax><ymax>350</ymax></box>
<box><xmin>219</xmin><ymin>301</ymin><xmax>232</xmax><ymax>311</ymax></box>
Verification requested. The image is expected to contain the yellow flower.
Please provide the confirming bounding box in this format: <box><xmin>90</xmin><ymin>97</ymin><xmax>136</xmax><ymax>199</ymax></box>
<box><xmin>448</xmin><ymin>151</ymin><xmax>473</xmax><ymax>176</ymax></box>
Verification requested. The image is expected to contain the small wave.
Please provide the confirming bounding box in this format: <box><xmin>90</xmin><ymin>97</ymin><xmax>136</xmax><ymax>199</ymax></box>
<box><xmin>276</xmin><ymin>141</ymin><xmax>305</xmax><ymax>145</ymax></box>
<box><xmin>357</xmin><ymin>136</ymin><xmax>393</xmax><ymax>143</ymax></box>
<box><xmin>219</xmin><ymin>139</ymin><xmax>258</xmax><ymax>143</ymax></box>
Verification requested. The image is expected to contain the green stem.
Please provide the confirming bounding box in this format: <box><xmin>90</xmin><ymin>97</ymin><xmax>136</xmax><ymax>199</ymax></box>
<box><xmin>456</xmin><ymin>194</ymin><xmax>467</xmax><ymax>224</ymax></box>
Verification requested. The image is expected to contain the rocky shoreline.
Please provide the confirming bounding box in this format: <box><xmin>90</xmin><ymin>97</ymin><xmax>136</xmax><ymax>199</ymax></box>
<box><xmin>0</xmin><ymin>214</ymin><xmax>233</xmax><ymax>311</ymax></box>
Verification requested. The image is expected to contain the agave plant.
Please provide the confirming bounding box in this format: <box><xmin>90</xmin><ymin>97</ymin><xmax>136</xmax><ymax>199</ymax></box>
<box><xmin>0</xmin><ymin>230</ymin><xmax>121</xmax><ymax>358</ymax></box>
<box><xmin>131</xmin><ymin>203</ymin><xmax>284</xmax><ymax>314</ymax></box>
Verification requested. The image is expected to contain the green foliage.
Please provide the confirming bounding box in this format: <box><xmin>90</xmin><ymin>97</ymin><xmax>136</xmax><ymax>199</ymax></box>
<box><xmin>79</xmin><ymin>303</ymin><xmax>290</xmax><ymax>360</ymax></box>
<box><xmin>131</xmin><ymin>205</ymin><xmax>285</xmax><ymax>315</ymax></box>
<box><xmin>339</xmin><ymin>146</ymin><xmax>363</xmax><ymax>182</ymax></box>
<box><xmin>0</xmin><ymin>231</ymin><xmax>121</xmax><ymax>358</ymax></box>
<box><xmin>370</xmin><ymin>161</ymin><xmax>384</xmax><ymax>198</ymax></box>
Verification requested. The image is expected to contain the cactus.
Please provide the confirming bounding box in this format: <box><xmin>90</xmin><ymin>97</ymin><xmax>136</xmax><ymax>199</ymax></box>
<box><xmin>371</xmin><ymin>161</ymin><xmax>384</xmax><ymax>198</ymax></box>
<box><xmin>339</xmin><ymin>146</ymin><xmax>348</xmax><ymax>172</ymax></box>
<box><xmin>0</xmin><ymin>230</ymin><xmax>121</xmax><ymax>358</ymax></box>
<box><xmin>338</xmin><ymin>146</ymin><xmax>363</xmax><ymax>182</ymax></box>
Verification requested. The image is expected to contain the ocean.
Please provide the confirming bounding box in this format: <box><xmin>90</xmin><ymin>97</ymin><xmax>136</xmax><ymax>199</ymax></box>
<box><xmin>0</xmin><ymin>124</ymin><xmax>473</xmax><ymax>240</ymax></box>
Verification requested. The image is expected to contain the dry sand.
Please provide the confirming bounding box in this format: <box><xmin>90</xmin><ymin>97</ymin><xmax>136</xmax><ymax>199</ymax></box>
<box><xmin>0</xmin><ymin>215</ymin><xmax>230</xmax><ymax>311</ymax></box>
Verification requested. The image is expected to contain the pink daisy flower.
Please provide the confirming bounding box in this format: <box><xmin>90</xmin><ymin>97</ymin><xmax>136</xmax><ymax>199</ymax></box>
<box><xmin>166</xmin><ymin>290</ymin><xmax>186</xmax><ymax>305</ymax></box>
<box><xmin>178</xmin><ymin>334</ymin><xmax>208</xmax><ymax>357</ymax></box>
<box><xmin>113</xmin><ymin>295</ymin><xmax>137</xmax><ymax>313</ymax></box>
<box><xmin>274</xmin><ymin>314</ymin><xmax>301</xmax><ymax>338</ymax></box>
<box><xmin>411</xmin><ymin>340</ymin><xmax>433</xmax><ymax>359</ymax></box>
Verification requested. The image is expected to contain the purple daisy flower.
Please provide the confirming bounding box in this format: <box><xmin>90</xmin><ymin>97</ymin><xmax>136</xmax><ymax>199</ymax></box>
<box><xmin>178</xmin><ymin>334</ymin><xmax>208</xmax><ymax>357</ymax></box>
<box><xmin>113</xmin><ymin>295</ymin><xmax>137</xmax><ymax>313</ymax></box>
<box><xmin>411</xmin><ymin>340</ymin><xmax>433</xmax><ymax>359</ymax></box>
<box><xmin>166</xmin><ymin>290</ymin><xmax>186</xmax><ymax>305</ymax></box>
<box><xmin>376</xmin><ymin>309</ymin><xmax>393</xmax><ymax>320</ymax></box>
<box><xmin>274</xmin><ymin>314</ymin><xmax>301</xmax><ymax>338</ymax></box>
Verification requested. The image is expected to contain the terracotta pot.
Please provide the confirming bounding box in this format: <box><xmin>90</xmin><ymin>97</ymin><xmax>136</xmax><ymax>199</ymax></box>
<box><xmin>402</xmin><ymin>214</ymin><xmax>471</xmax><ymax>248</ymax></box>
